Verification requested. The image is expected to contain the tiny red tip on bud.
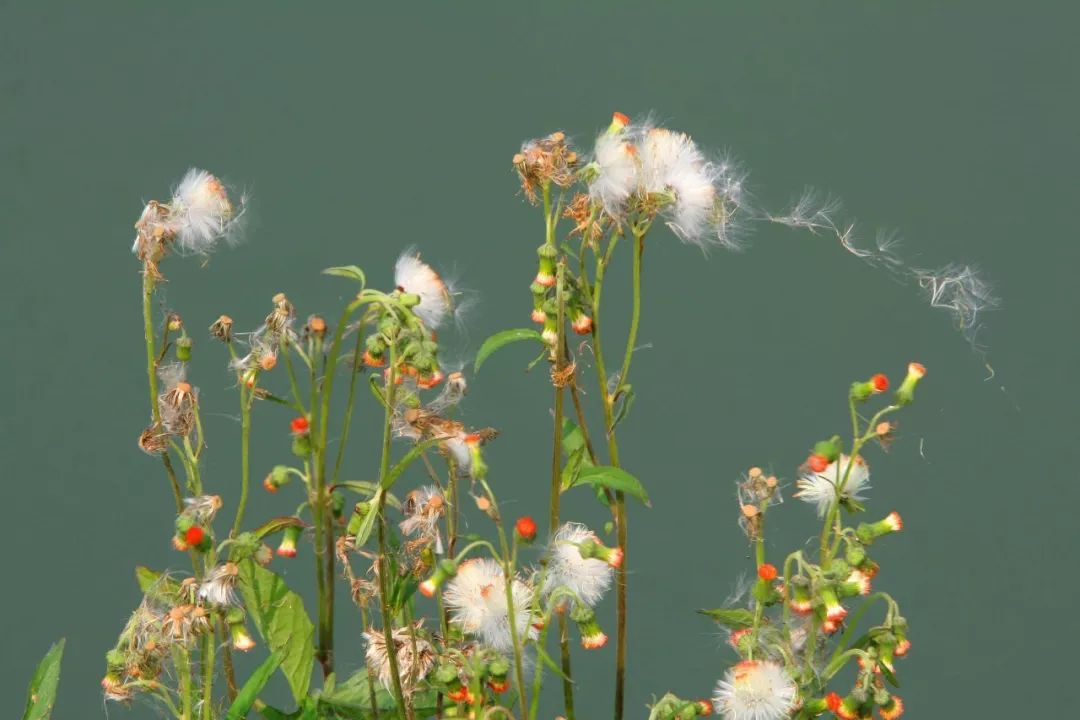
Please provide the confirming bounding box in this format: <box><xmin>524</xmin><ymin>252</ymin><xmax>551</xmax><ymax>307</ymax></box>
<box><xmin>515</xmin><ymin>516</ymin><xmax>538</xmax><ymax>542</ymax></box>
<box><xmin>895</xmin><ymin>638</ymin><xmax>912</xmax><ymax>656</ymax></box>
<box><xmin>807</xmin><ymin>453</ymin><xmax>829</xmax><ymax>473</ymax></box>
<box><xmin>419</xmin><ymin>580</ymin><xmax>437</xmax><ymax>598</ymax></box>
<box><xmin>908</xmin><ymin>362</ymin><xmax>926</xmax><ymax>379</ymax></box>
<box><xmin>612</xmin><ymin>111</ymin><xmax>630</xmax><ymax>127</ymax></box>
<box><xmin>290</xmin><ymin>416</ymin><xmax>310</xmax><ymax>435</ymax></box>
<box><xmin>825</xmin><ymin>692</ymin><xmax>842</xmax><ymax>712</ymax></box>
<box><xmin>531</xmin><ymin>309</ymin><xmax>547</xmax><ymax>324</ymax></box>
<box><xmin>886</xmin><ymin>511</ymin><xmax>903</xmax><ymax>532</ymax></box>
<box><xmin>581</xmin><ymin>632</ymin><xmax>608</xmax><ymax>649</ymax></box>
<box><xmin>757</xmin><ymin>563</ymin><xmax>778</xmax><ymax>581</ymax></box>
<box><xmin>184</xmin><ymin>526</ymin><xmax>205</xmax><ymax>547</ymax></box>
<box><xmin>607</xmin><ymin>546</ymin><xmax>624</xmax><ymax>569</ymax></box>
<box><xmin>871</xmin><ymin>373</ymin><xmax>890</xmax><ymax>392</ymax></box>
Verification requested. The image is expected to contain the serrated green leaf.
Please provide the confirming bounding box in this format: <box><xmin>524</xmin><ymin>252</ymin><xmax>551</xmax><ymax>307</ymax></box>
<box><xmin>226</xmin><ymin>651</ymin><xmax>282</xmax><ymax>719</ymax></box>
<box><xmin>474</xmin><ymin>328</ymin><xmax>544</xmax><ymax>372</ymax></box>
<box><xmin>574</xmin><ymin>465</ymin><xmax>650</xmax><ymax>507</ymax></box>
<box><xmin>322</xmin><ymin>265</ymin><xmax>367</xmax><ymax>287</ymax></box>
<box><xmin>252</xmin><ymin>516</ymin><xmax>306</xmax><ymax>541</ymax></box>
<box><xmin>238</xmin><ymin>562</ymin><xmax>315</xmax><ymax>703</ymax></box>
<box><xmin>22</xmin><ymin>639</ymin><xmax>63</xmax><ymax>720</ymax></box>
<box><xmin>697</xmin><ymin>608</ymin><xmax>755</xmax><ymax>629</ymax></box>
<box><xmin>560</xmin><ymin>445</ymin><xmax>586</xmax><ymax>493</ymax></box>
<box><xmin>135</xmin><ymin>566</ymin><xmax>161</xmax><ymax>593</ymax></box>
<box><xmin>135</xmin><ymin>567</ymin><xmax>181</xmax><ymax>598</ymax></box>
<box><xmin>321</xmin><ymin>670</ymin><xmax>439</xmax><ymax>717</ymax></box>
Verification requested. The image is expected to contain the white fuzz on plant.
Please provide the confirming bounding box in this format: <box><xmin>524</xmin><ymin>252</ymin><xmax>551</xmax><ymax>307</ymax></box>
<box><xmin>712</xmin><ymin>660</ymin><xmax>796</xmax><ymax>720</ymax></box>
<box><xmin>443</xmin><ymin>558</ymin><xmax>536</xmax><ymax>652</ymax></box>
<box><xmin>589</xmin><ymin>131</ymin><xmax>639</xmax><ymax>217</ymax></box>
<box><xmin>395</xmin><ymin>252</ymin><xmax>452</xmax><ymax>329</ymax></box>
<box><xmin>167</xmin><ymin>168</ymin><xmax>245</xmax><ymax>254</ymax></box>
<box><xmin>363</xmin><ymin>623</ymin><xmax>434</xmax><ymax>690</ymax></box>
<box><xmin>542</xmin><ymin>523</ymin><xmax>614</xmax><ymax>608</ymax></box>
<box><xmin>794</xmin><ymin>454</ymin><xmax>871</xmax><ymax>518</ymax></box>
<box><xmin>197</xmin><ymin>563</ymin><xmax>240</xmax><ymax>607</ymax></box>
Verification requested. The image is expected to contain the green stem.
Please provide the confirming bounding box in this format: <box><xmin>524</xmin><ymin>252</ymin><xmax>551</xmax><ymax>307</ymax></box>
<box><xmin>231</xmin><ymin>383</ymin><xmax>252</xmax><ymax>537</ymax></box>
<box><xmin>200</xmin><ymin>632</ymin><xmax>214</xmax><ymax>720</ymax></box>
<box><xmin>142</xmin><ymin>271</ymin><xmax>184</xmax><ymax>513</ymax></box>
<box><xmin>360</xmin><ymin>606</ymin><xmax>382</xmax><ymax>720</ymax></box>
<box><xmin>176</xmin><ymin>646</ymin><xmax>193</xmax><ymax>720</ymax></box>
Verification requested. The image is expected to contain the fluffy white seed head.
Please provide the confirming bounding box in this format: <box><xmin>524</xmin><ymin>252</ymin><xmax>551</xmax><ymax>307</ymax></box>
<box><xmin>363</xmin><ymin>623</ymin><xmax>435</xmax><ymax>690</ymax></box>
<box><xmin>542</xmin><ymin>523</ymin><xmax>614</xmax><ymax>609</ymax></box>
<box><xmin>395</xmin><ymin>252</ymin><xmax>452</xmax><ymax>329</ymax></box>
<box><xmin>794</xmin><ymin>454</ymin><xmax>871</xmax><ymax>518</ymax></box>
<box><xmin>588</xmin><ymin>131</ymin><xmax>639</xmax><ymax>217</ymax></box>
<box><xmin>197</xmin><ymin>563</ymin><xmax>240</xmax><ymax>607</ymax></box>
<box><xmin>713</xmin><ymin>660</ymin><xmax>797</xmax><ymax>720</ymax></box>
<box><xmin>443</xmin><ymin>558</ymin><xmax>536</xmax><ymax>652</ymax></box>
<box><xmin>167</xmin><ymin>169</ymin><xmax>245</xmax><ymax>254</ymax></box>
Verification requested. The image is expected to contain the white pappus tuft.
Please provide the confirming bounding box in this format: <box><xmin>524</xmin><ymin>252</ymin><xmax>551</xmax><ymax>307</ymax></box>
<box><xmin>794</xmin><ymin>454</ymin><xmax>870</xmax><ymax>518</ymax></box>
<box><xmin>395</xmin><ymin>252</ymin><xmax>453</xmax><ymax>329</ymax></box>
<box><xmin>442</xmin><ymin>558</ymin><xmax>537</xmax><ymax>653</ymax></box>
<box><xmin>588</xmin><ymin>130</ymin><xmax>639</xmax><ymax>217</ymax></box>
<box><xmin>135</xmin><ymin>168</ymin><xmax>246</xmax><ymax>255</ymax></box>
<box><xmin>542</xmin><ymin>523</ymin><xmax>614</xmax><ymax>609</ymax></box>
<box><xmin>713</xmin><ymin>660</ymin><xmax>797</xmax><ymax>720</ymax></box>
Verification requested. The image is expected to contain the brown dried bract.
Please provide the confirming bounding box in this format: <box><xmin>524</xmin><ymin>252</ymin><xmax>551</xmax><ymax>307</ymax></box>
<box><xmin>514</xmin><ymin>131</ymin><xmax>578</xmax><ymax>203</ymax></box>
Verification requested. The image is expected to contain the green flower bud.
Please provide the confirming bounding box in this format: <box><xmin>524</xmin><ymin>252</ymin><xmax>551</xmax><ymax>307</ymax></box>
<box><xmin>346</xmin><ymin>502</ymin><xmax>371</xmax><ymax>537</ymax></box>
<box><xmin>856</xmin><ymin>511</ymin><xmax>903</xmax><ymax>545</ymax></box>
<box><xmin>845</xmin><ymin>541</ymin><xmax>867</xmax><ymax>567</ymax></box>
<box><xmin>894</xmin><ymin>362</ymin><xmax>926</xmax><ymax>406</ymax></box>
<box><xmin>291</xmin><ymin>433</ymin><xmax>312</xmax><ymax>457</ymax></box>
<box><xmin>176</xmin><ymin>336</ymin><xmax>193</xmax><ymax>362</ymax></box>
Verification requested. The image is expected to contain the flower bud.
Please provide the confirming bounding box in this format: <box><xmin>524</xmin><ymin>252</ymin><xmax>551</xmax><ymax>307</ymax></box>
<box><xmin>894</xmin><ymin>362</ymin><xmax>926</xmax><ymax>406</ymax></box>
<box><xmin>254</xmin><ymin>543</ymin><xmax>273</xmax><ymax>566</ymax></box>
<box><xmin>819</xmin><ymin>586</ymin><xmax>847</xmax><ymax>623</ymax></box>
<box><xmin>789</xmin><ymin>580</ymin><xmax>813</xmax><ymax>615</ymax></box>
<box><xmin>290</xmin><ymin>416</ymin><xmax>310</xmax><ymax>435</ymax></box>
<box><xmin>856</xmin><ymin>511</ymin><xmax>903</xmax><ymax>545</ymax></box>
<box><xmin>811</xmin><ymin>436</ymin><xmax>843</xmax><ymax>464</ymax></box>
<box><xmin>306</xmin><ymin>315</ymin><xmax>327</xmax><ymax>339</ymax></box>
<box><xmin>292</xmin><ymin>433</ymin><xmax>312</xmax><ymax>457</ymax></box>
<box><xmin>825</xmin><ymin>692</ymin><xmax>861</xmax><ymax>720</ymax></box>
<box><xmin>419</xmin><ymin>559</ymin><xmax>459</xmax><ymax>597</ymax></box>
<box><xmin>570</xmin><ymin>605</ymin><xmax>607</xmax><ymax>649</ymax></box>
<box><xmin>608</xmin><ymin>111</ymin><xmax>631</xmax><ymax>134</ymax></box>
<box><xmin>184</xmin><ymin>525</ymin><xmax>209</xmax><ymax>552</ymax></box>
<box><xmin>277</xmin><ymin>525</ymin><xmax>302</xmax><ymax>558</ymax></box>
<box><xmin>844</xmin><ymin>541</ymin><xmax>867</xmax><ymax>567</ymax></box>
<box><xmin>577</xmin><ymin>537</ymin><xmax>623</xmax><ymax>568</ymax></box>
<box><xmin>486</xmin><ymin>657</ymin><xmax>510</xmax><ymax>693</ymax></box>
<box><xmin>263</xmin><ymin>465</ymin><xmax>291</xmax><ymax>493</ymax></box>
<box><xmin>571</xmin><ymin>309</ymin><xmax>593</xmax><ymax>335</ymax></box>
<box><xmin>879</xmin><ymin>695</ymin><xmax>905</xmax><ymax>719</ymax></box>
<box><xmin>837</xmin><ymin>569</ymin><xmax>872</xmax><ymax>598</ymax></box>
<box><xmin>535</xmin><ymin>244</ymin><xmax>558</xmax><ymax>287</ymax></box>
<box><xmin>176</xmin><ymin>336</ymin><xmax>193</xmax><ymax>362</ymax></box>
<box><xmin>515</xmin><ymin>516</ymin><xmax>538</xmax><ymax>543</ymax></box>
<box><xmin>757</xmin><ymin>563</ymin><xmax>778</xmax><ymax>581</ymax></box>
<box><xmin>229</xmin><ymin>621</ymin><xmax>256</xmax><ymax>652</ymax></box>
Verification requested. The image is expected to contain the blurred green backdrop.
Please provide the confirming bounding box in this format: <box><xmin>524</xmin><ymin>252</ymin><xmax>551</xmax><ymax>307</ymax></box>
<box><xmin>3</xmin><ymin>1</ymin><xmax>1077</xmax><ymax>717</ymax></box>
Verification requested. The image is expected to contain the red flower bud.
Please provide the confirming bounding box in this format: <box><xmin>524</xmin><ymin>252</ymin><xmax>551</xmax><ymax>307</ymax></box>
<box><xmin>757</xmin><ymin>563</ymin><xmax>778</xmax><ymax>581</ymax></box>
<box><xmin>515</xmin><ymin>516</ymin><xmax>538</xmax><ymax>543</ymax></box>
<box><xmin>290</xmin><ymin>416</ymin><xmax>310</xmax><ymax>435</ymax></box>
<box><xmin>871</xmin><ymin>373</ymin><xmax>889</xmax><ymax>393</ymax></box>
<box><xmin>807</xmin><ymin>453</ymin><xmax>829</xmax><ymax>473</ymax></box>
<box><xmin>184</xmin><ymin>526</ymin><xmax>205</xmax><ymax>548</ymax></box>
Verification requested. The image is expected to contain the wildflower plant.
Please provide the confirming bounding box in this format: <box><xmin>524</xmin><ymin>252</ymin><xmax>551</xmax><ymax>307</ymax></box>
<box><xmin>74</xmin><ymin>112</ymin><xmax>988</xmax><ymax>719</ymax></box>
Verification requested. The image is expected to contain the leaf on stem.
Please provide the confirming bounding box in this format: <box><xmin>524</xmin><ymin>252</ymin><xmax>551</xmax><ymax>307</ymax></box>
<box><xmin>322</xmin><ymin>265</ymin><xmax>367</xmax><ymax>287</ymax></box>
<box><xmin>572</xmin><ymin>465</ymin><xmax>651</xmax><ymax>507</ymax></box>
<box><xmin>697</xmin><ymin>608</ymin><xmax>755</xmax><ymax>629</ymax></box>
<box><xmin>225</xmin><ymin>650</ymin><xmax>282</xmax><ymax>719</ymax></box>
<box><xmin>251</xmin><ymin>516</ymin><xmax>306</xmax><ymax>541</ymax></box>
<box><xmin>383</xmin><ymin>438</ymin><xmax>444</xmax><ymax>491</ymax></box>
<box><xmin>22</xmin><ymin>639</ymin><xmax>63</xmax><ymax>720</ymax></box>
<box><xmin>474</xmin><ymin>328</ymin><xmax>544</xmax><ymax>372</ymax></box>
<box><xmin>238</xmin><ymin>561</ymin><xmax>316</xmax><ymax>703</ymax></box>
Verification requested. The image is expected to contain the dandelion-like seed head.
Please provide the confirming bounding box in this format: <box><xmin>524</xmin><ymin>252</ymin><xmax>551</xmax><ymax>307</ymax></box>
<box><xmin>166</xmin><ymin>169</ymin><xmax>245</xmax><ymax>255</ymax></box>
<box><xmin>197</xmin><ymin>562</ymin><xmax>240</xmax><ymax>607</ymax></box>
<box><xmin>442</xmin><ymin>558</ymin><xmax>537</xmax><ymax>652</ymax></box>
<box><xmin>542</xmin><ymin>523</ymin><xmax>614</xmax><ymax>609</ymax></box>
<box><xmin>794</xmin><ymin>454</ymin><xmax>870</xmax><ymax>518</ymax></box>
<box><xmin>395</xmin><ymin>252</ymin><xmax>452</xmax><ymax>329</ymax></box>
<box><xmin>712</xmin><ymin>660</ymin><xmax>796</xmax><ymax>720</ymax></box>
<box><xmin>588</xmin><ymin>129</ymin><xmax>639</xmax><ymax>217</ymax></box>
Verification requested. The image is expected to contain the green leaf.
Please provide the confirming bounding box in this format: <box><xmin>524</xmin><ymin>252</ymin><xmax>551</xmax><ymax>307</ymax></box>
<box><xmin>574</xmin><ymin>465</ymin><xmax>650</xmax><ymax>507</ymax></box>
<box><xmin>22</xmin><ymin>639</ymin><xmax>63</xmax><ymax>720</ymax></box>
<box><xmin>611</xmin><ymin>385</ymin><xmax>635</xmax><ymax>432</ymax></box>
<box><xmin>252</xmin><ymin>516</ymin><xmax>306</xmax><ymax>541</ymax></box>
<box><xmin>226</xmin><ymin>651</ymin><xmax>282</xmax><ymax>719</ymax></box>
<box><xmin>321</xmin><ymin>670</ymin><xmax>439</xmax><ymax>717</ymax></box>
<box><xmin>560</xmin><ymin>418</ymin><xmax>589</xmax><ymax>458</ymax></box>
<box><xmin>697</xmin><ymin>607</ymin><xmax>755</xmax><ymax>629</ymax></box>
<box><xmin>135</xmin><ymin>567</ymin><xmax>181</xmax><ymax>598</ymax></box>
<box><xmin>238</xmin><ymin>561</ymin><xmax>316</xmax><ymax>703</ymax></box>
<box><xmin>383</xmin><ymin>438</ymin><xmax>443</xmax><ymax>491</ymax></box>
<box><xmin>560</xmin><ymin>445</ymin><xmax>586</xmax><ymax>493</ymax></box>
<box><xmin>351</xmin><ymin>489</ymin><xmax>382</xmax><ymax>549</ymax></box>
<box><xmin>322</xmin><ymin>265</ymin><xmax>367</xmax><ymax>287</ymax></box>
<box><xmin>474</xmin><ymin>328</ymin><xmax>543</xmax><ymax>372</ymax></box>
<box><xmin>334</xmin><ymin>482</ymin><xmax>402</xmax><ymax>510</ymax></box>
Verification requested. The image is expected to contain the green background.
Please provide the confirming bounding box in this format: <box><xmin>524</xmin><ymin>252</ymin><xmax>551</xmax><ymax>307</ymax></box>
<box><xmin>4</xmin><ymin>2</ymin><xmax>1077</xmax><ymax>717</ymax></box>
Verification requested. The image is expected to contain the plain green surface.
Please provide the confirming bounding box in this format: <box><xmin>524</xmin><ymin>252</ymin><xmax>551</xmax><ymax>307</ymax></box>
<box><xmin>3</xmin><ymin>2</ymin><xmax>1077</xmax><ymax>717</ymax></box>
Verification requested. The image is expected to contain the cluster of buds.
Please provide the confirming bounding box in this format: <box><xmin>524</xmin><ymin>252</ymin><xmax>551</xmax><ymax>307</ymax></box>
<box><xmin>171</xmin><ymin>495</ymin><xmax>221</xmax><ymax>552</ymax></box>
<box><xmin>850</xmin><ymin>372</ymin><xmax>890</xmax><ymax>402</ymax></box>
<box><xmin>529</xmin><ymin>249</ymin><xmax>593</xmax><ymax>352</ymax></box>
<box><xmin>362</xmin><ymin>295</ymin><xmax>445</xmax><ymax>389</ymax></box>
<box><xmin>648</xmin><ymin>693</ymin><xmax>713</xmax><ymax>720</ymax></box>
<box><xmin>290</xmin><ymin>415</ymin><xmax>311</xmax><ymax>456</ymax></box>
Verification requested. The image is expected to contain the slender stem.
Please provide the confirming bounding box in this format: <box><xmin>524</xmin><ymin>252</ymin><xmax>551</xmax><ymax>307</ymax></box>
<box><xmin>142</xmin><ymin>271</ymin><xmax>184</xmax><ymax>513</ymax></box>
<box><xmin>492</xmin><ymin>512</ymin><xmax>528</xmax><ymax>717</ymax></box>
<box><xmin>331</xmin><ymin>329</ymin><xmax>365</xmax><ymax>487</ymax></box>
<box><xmin>231</xmin><ymin>383</ymin><xmax>252</xmax><ymax>537</ymax></box>
<box><xmin>550</xmin><ymin>260</ymin><xmax>567</xmax><ymax>535</ymax></box>
<box><xmin>200</xmin><ymin>633</ymin><xmax>214</xmax><ymax>720</ymax></box>
<box><xmin>376</xmin><ymin>345</ymin><xmax>409</xmax><ymax>720</ymax></box>
<box><xmin>559</xmin><ymin>614</ymin><xmax>576</xmax><ymax>720</ymax></box>
<box><xmin>360</xmin><ymin>606</ymin><xmax>382</xmax><ymax>720</ymax></box>
<box><xmin>219</xmin><ymin>618</ymin><xmax>238</xmax><ymax>701</ymax></box>
<box><xmin>176</xmin><ymin>646</ymin><xmax>193</xmax><ymax>720</ymax></box>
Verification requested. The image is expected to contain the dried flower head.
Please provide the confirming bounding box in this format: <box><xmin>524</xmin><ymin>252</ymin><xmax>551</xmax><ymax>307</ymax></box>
<box><xmin>197</xmin><ymin>563</ymin><xmax>240</xmax><ymax>607</ymax></box>
<box><xmin>364</xmin><ymin>622</ymin><xmax>435</xmax><ymax>691</ymax></box>
<box><xmin>399</xmin><ymin>485</ymin><xmax>446</xmax><ymax>553</ymax></box>
<box><xmin>514</xmin><ymin>131</ymin><xmax>578</xmax><ymax>202</ymax></box>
